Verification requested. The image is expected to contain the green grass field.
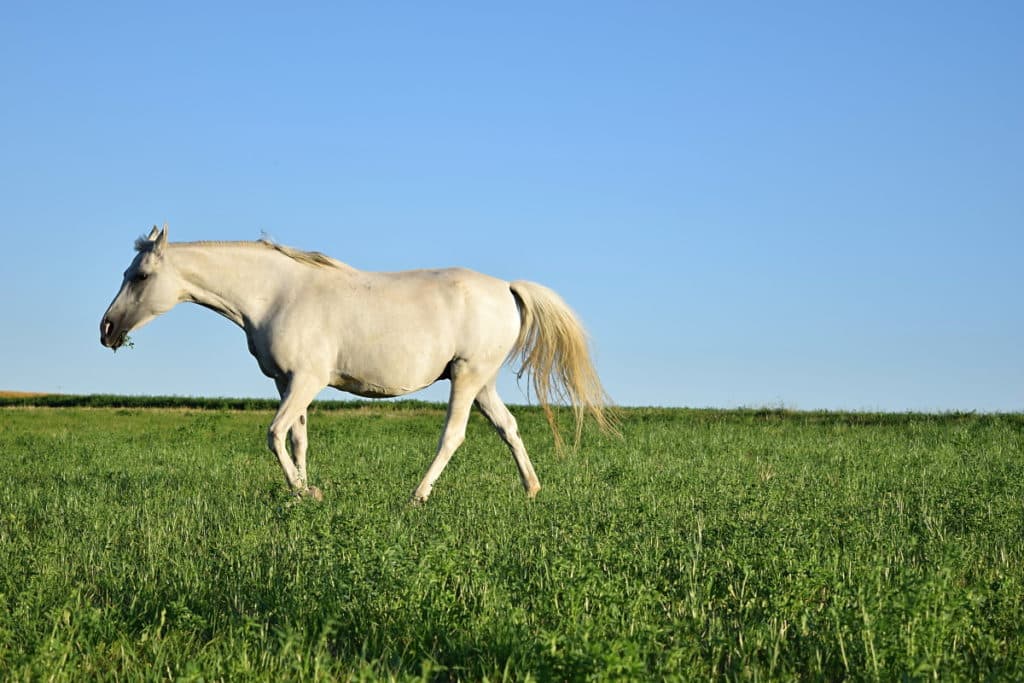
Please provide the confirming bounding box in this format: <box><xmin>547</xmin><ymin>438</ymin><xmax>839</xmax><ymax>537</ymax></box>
<box><xmin>1</xmin><ymin>399</ymin><xmax>1022</xmax><ymax>680</ymax></box>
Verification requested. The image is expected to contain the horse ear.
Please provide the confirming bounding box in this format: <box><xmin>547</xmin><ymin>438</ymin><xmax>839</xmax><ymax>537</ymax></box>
<box><xmin>154</xmin><ymin>224</ymin><xmax>169</xmax><ymax>254</ymax></box>
<box><xmin>147</xmin><ymin>225</ymin><xmax>160</xmax><ymax>241</ymax></box>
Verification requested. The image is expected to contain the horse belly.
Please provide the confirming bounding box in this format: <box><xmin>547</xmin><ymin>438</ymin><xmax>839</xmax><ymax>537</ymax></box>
<box><xmin>329</xmin><ymin>336</ymin><xmax>453</xmax><ymax>398</ymax></box>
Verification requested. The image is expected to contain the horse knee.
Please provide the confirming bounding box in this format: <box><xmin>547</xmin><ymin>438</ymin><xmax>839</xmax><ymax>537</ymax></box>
<box><xmin>267</xmin><ymin>425</ymin><xmax>285</xmax><ymax>452</ymax></box>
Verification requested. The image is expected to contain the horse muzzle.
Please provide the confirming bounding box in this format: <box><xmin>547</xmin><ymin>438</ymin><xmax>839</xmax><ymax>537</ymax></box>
<box><xmin>100</xmin><ymin>317</ymin><xmax>124</xmax><ymax>349</ymax></box>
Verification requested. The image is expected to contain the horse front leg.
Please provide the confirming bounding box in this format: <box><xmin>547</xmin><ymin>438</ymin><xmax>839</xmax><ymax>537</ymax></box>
<box><xmin>288</xmin><ymin>408</ymin><xmax>321</xmax><ymax>500</ymax></box>
<box><xmin>270</xmin><ymin>374</ymin><xmax>323</xmax><ymax>499</ymax></box>
<box><xmin>290</xmin><ymin>409</ymin><xmax>310</xmax><ymax>485</ymax></box>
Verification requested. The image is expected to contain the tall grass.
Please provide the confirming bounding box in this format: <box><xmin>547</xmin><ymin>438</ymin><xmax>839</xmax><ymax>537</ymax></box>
<box><xmin>1</xmin><ymin>402</ymin><xmax>1021</xmax><ymax>680</ymax></box>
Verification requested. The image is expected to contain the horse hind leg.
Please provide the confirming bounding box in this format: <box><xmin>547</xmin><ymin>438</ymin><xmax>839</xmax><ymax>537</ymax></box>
<box><xmin>410</xmin><ymin>363</ymin><xmax>485</xmax><ymax>504</ymax></box>
<box><xmin>475</xmin><ymin>380</ymin><xmax>541</xmax><ymax>498</ymax></box>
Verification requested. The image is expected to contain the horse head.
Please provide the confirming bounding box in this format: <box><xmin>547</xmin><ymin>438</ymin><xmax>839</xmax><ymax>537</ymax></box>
<box><xmin>100</xmin><ymin>225</ymin><xmax>182</xmax><ymax>350</ymax></box>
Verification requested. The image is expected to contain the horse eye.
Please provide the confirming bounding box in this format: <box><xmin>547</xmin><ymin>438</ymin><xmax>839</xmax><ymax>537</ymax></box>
<box><xmin>136</xmin><ymin>273</ymin><xmax>149</xmax><ymax>282</ymax></box>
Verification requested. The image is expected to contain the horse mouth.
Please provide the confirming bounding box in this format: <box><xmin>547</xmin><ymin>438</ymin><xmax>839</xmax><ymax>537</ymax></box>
<box><xmin>100</xmin><ymin>318</ymin><xmax>125</xmax><ymax>349</ymax></box>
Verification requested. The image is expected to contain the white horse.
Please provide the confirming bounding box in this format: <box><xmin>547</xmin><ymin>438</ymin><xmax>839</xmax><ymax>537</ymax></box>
<box><xmin>100</xmin><ymin>226</ymin><xmax>613</xmax><ymax>502</ymax></box>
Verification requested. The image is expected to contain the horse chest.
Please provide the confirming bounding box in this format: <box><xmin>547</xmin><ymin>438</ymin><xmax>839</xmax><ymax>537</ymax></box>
<box><xmin>245</xmin><ymin>327</ymin><xmax>285</xmax><ymax>379</ymax></box>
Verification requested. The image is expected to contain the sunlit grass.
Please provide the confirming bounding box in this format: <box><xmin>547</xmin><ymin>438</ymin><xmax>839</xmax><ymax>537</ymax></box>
<box><xmin>1</xmin><ymin>402</ymin><xmax>1022</xmax><ymax>680</ymax></box>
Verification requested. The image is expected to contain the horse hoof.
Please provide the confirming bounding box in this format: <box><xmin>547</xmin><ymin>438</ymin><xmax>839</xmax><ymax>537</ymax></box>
<box><xmin>306</xmin><ymin>486</ymin><xmax>323</xmax><ymax>501</ymax></box>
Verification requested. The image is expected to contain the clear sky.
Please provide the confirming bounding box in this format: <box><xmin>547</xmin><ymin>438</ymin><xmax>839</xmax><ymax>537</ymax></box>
<box><xmin>1</xmin><ymin>2</ymin><xmax>1021</xmax><ymax>411</ymax></box>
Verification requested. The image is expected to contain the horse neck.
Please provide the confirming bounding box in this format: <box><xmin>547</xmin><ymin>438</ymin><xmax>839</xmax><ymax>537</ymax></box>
<box><xmin>168</xmin><ymin>243</ymin><xmax>303</xmax><ymax>328</ymax></box>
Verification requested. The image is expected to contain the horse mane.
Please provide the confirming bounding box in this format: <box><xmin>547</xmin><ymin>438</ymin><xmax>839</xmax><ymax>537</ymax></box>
<box><xmin>134</xmin><ymin>236</ymin><xmax>157</xmax><ymax>252</ymax></box>
<box><xmin>256</xmin><ymin>239</ymin><xmax>343</xmax><ymax>269</ymax></box>
<box><xmin>133</xmin><ymin>234</ymin><xmax>343</xmax><ymax>270</ymax></box>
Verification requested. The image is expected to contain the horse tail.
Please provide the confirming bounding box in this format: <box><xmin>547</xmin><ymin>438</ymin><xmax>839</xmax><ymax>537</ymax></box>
<box><xmin>509</xmin><ymin>280</ymin><xmax>617</xmax><ymax>448</ymax></box>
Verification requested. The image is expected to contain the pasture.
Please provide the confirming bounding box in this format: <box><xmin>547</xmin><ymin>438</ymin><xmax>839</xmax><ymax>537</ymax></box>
<box><xmin>1</xmin><ymin>398</ymin><xmax>1022</xmax><ymax>680</ymax></box>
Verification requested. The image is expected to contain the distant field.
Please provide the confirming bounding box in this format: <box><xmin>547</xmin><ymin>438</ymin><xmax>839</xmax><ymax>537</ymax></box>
<box><xmin>1</xmin><ymin>398</ymin><xmax>1022</xmax><ymax>680</ymax></box>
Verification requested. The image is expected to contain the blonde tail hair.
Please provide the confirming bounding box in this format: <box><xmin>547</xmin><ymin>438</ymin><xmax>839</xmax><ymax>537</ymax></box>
<box><xmin>509</xmin><ymin>281</ymin><xmax>617</xmax><ymax>448</ymax></box>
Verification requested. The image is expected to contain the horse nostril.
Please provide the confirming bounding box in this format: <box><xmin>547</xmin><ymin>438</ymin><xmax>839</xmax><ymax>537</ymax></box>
<box><xmin>101</xmin><ymin>318</ymin><xmax>113</xmax><ymax>338</ymax></box>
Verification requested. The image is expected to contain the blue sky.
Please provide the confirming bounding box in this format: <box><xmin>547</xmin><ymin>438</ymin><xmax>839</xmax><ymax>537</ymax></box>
<box><xmin>1</xmin><ymin>2</ymin><xmax>1021</xmax><ymax>411</ymax></box>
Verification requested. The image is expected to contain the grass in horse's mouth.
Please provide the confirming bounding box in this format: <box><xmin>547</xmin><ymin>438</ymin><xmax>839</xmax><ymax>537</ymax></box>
<box><xmin>114</xmin><ymin>332</ymin><xmax>134</xmax><ymax>352</ymax></box>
